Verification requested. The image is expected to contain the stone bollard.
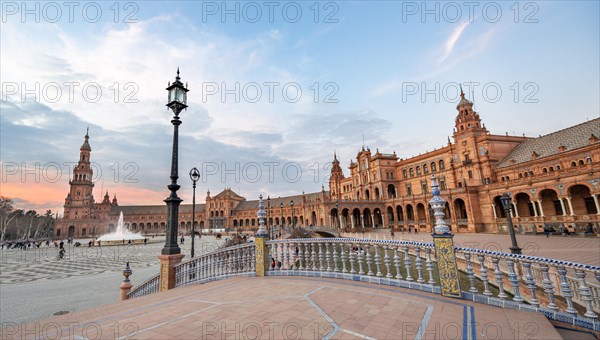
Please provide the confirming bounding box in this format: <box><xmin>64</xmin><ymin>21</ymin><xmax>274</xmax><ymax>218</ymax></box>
<box><xmin>120</xmin><ymin>262</ymin><xmax>133</xmax><ymax>300</ymax></box>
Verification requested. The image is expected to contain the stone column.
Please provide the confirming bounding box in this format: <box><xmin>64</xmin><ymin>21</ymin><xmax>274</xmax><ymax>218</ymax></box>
<box><xmin>158</xmin><ymin>253</ymin><xmax>185</xmax><ymax>291</ymax></box>
<box><xmin>537</xmin><ymin>201</ymin><xmax>545</xmax><ymax>217</ymax></box>
<box><xmin>361</xmin><ymin>215</ymin><xmax>365</xmax><ymax>228</ymax></box>
<box><xmin>381</xmin><ymin>212</ymin><xmax>386</xmax><ymax>228</ymax></box>
<box><xmin>531</xmin><ymin>201</ymin><xmax>538</xmax><ymax>217</ymax></box>
<box><xmin>566</xmin><ymin>197</ymin><xmax>575</xmax><ymax>216</ymax></box>
<box><xmin>491</xmin><ymin>204</ymin><xmax>497</xmax><ymax>218</ymax></box>
<box><xmin>512</xmin><ymin>202</ymin><xmax>519</xmax><ymax>218</ymax></box>
<box><xmin>592</xmin><ymin>194</ymin><xmax>600</xmax><ymax>215</ymax></box>
<box><xmin>429</xmin><ymin>175</ymin><xmax>461</xmax><ymax>298</ymax></box>
<box><xmin>255</xmin><ymin>195</ymin><xmax>269</xmax><ymax>276</ymax></box>
<box><xmin>371</xmin><ymin>214</ymin><xmax>375</xmax><ymax>228</ymax></box>
<box><xmin>351</xmin><ymin>215</ymin><xmax>355</xmax><ymax>228</ymax></box>
<box><xmin>560</xmin><ymin>198</ymin><xmax>567</xmax><ymax>216</ymax></box>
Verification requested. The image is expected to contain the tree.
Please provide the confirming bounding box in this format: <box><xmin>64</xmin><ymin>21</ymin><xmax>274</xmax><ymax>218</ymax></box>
<box><xmin>0</xmin><ymin>196</ymin><xmax>20</xmax><ymax>241</ymax></box>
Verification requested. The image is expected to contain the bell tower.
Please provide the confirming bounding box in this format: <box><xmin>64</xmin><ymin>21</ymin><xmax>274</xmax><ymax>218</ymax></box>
<box><xmin>63</xmin><ymin>129</ymin><xmax>95</xmax><ymax>220</ymax></box>
<box><xmin>453</xmin><ymin>86</ymin><xmax>486</xmax><ymax>136</ymax></box>
<box><xmin>329</xmin><ymin>151</ymin><xmax>344</xmax><ymax>200</ymax></box>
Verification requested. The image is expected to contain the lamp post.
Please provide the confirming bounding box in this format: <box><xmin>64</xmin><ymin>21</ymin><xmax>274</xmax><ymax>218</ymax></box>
<box><xmin>162</xmin><ymin>68</ymin><xmax>188</xmax><ymax>256</ymax></box>
<box><xmin>500</xmin><ymin>193</ymin><xmax>522</xmax><ymax>254</ymax></box>
<box><xmin>335</xmin><ymin>201</ymin><xmax>339</xmax><ymax>228</ymax></box>
<box><xmin>189</xmin><ymin>167</ymin><xmax>200</xmax><ymax>258</ymax></box>
<box><xmin>291</xmin><ymin>200</ymin><xmax>295</xmax><ymax>229</ymax></box>
<box><xmin>280</xmin><ymin>202</ymin><xmax>284</xmax><ymax>237</ymax></box>
<box><xmin>267</xmin><ymin>196</ymin><xmax>271</xmax><ymax>240</ymax></box>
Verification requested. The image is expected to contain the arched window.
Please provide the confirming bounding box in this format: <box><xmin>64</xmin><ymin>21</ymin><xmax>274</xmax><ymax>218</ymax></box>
<box><xmin>571</xmin><ymin>161</ymin><xmax>577</xmax><ymax>167</ymax></box>
<box><xmin>416</xmin><ymin>166</ymin><xmax>421</xmax><ymax>175</ymax></box>
<box><xmin>409</xmin><ymin>168</ymin><xmax>414</xmax><ymax>177</ymax></box>
<box><xmin>403</xmin><ymin>169</ymin><xmax>407</xmax><ymax>178</ymax></box>
<box><xmin>423</xmin><ymin>164</ymin><xmax>429</xmax><ymax>174</ymax></box>
<box><xmin>431</xmin><ymin>162</ymin><xmax>436</xmax><ymax>172</ymax></box>
<box><xmin>439</xmin><ymin>160</ymin><xmax>445</xmax><ymax>170</ymax></box>
<box><xmin>542</xmin><ymin>168</ymin><xmax>547</xmax><ymax>173</ymax></box>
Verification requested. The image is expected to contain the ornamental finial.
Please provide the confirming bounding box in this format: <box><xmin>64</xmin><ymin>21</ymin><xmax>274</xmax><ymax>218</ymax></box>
<box><xmin>428</xmin><ymin>174</ymin><xmax>450</xmax><ymax>234</ymax></box>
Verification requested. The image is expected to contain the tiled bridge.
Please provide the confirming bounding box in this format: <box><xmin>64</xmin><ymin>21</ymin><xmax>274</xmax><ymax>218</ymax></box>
<box><xmin>4</xmin><ymin>237</ymin><xmax>600</xmax><ymax>339</ymax></box>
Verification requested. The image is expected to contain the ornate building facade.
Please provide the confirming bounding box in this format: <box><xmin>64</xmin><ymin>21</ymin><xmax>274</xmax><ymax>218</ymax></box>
<box><xmin>55</xmin><ymin>92</ymin><xmax>600</xmax><ymax>238</ymax></box>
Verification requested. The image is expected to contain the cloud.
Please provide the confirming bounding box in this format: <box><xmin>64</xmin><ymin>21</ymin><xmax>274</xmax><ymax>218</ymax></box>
<box><xmin>439</xmin><ymin>21</ymin><xmax>470</xmax><ymax>63</ymax></box>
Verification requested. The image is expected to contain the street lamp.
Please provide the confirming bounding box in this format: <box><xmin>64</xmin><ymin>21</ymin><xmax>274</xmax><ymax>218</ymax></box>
<box><xmin>499</xmin><ymin>193</ymin><xmax>522</xmax><ymax>254</ymax></box>
<box><xmin>162</xmin><ymin>68</ymin><xmax>189</xmax><ymax>256</ymax></box>
<box><xmin>291</xmin><ymin>200</ymin><xmax>295</xmax><ymax>229</ymax></box>
<box><xmin>189</xmin><ymin>167</ymin><xmax>200</xmax><ymax>258</ymax></box>
<box><xmin>267</xmin><ymin>196</ymin><xmax>271</xmax><ymax>240</ymax></box>
<box><xmin>280</xmin><ymin>202</ymin><xmax>284</xmax><ymax>236</ymax></box>
<box><xmin>336</xmin><ymin>201</ymin><xmax>339</xmax><ymax>228</ymax></box>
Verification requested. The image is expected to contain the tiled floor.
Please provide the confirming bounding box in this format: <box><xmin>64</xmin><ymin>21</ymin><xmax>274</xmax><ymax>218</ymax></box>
<box><xmin>2</xmin><ymin>276</ymin><xmax>564</xmax><ymax>339</ymax></box>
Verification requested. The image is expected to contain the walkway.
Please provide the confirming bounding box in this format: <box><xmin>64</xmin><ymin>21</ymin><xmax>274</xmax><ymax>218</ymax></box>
<box><xmin>2</xmin><ymin>276</ymin><xmax>566</xmax><ymax>339</ymax></box>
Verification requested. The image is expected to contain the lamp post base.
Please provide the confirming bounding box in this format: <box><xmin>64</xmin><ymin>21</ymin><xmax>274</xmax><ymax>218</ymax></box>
<box><xmin>509</xmin><ymin>246</ymin><xmax>522</xmax><ymax>255</ymax></box>
<box><xmin>158</xmin><ymin>254</ymin><xmax>185</xmax><ymax>291</ymax></box>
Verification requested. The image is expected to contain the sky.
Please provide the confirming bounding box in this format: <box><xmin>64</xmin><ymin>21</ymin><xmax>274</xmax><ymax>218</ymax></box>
<box><xmin>1</xmin><ymin>1</ymin><xmax>599</xmax><ymax>214</ymax></box>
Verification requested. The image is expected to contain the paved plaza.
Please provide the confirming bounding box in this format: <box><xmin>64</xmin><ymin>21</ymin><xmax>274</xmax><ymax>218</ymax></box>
<box><xmin>1</xmin><ymin>276</ymin><xmax>571</xmax><ymax>340</ymax></box>
<box><xmin>0</xmin><ymin>236</ymin><xmax>223</xmax><ymax>325</ymax></box>
<box><xmin>2</xmin><ymin>232</ymin><xmax>599</xmax><ymax>338</ymax></box>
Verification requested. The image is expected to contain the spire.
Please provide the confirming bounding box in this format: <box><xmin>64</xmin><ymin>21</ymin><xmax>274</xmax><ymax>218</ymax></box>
<box><xmin>80</xmin><ymin>128</ymin><xmax>91</xmax><ymax>151</ymax></box>
<box><xmin>459</xmin><ymin>83</ymin><xmax>464</xmax><ymax>98</ymax></box>
<box><xmin>176</xmin><ymin>67</ymin><xmax>180</xmax><ymax>81</ymax></box>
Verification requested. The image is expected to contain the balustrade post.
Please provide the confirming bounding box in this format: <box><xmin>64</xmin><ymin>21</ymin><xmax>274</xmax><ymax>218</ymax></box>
<box><xmin>349</xmin><ymin>244</ymin><xmax>356</xmax><ymax>274</ymax></box>
<box><xmin>425</xmin><ymin>248</ymin><xmax>435</xmax><ymax>285</ymax></box>
<box><xmin>318</xmin><ymin>243</ymin><xmax>325</xmax><ymax>271</ymax></box>
<box><xmin>333</xmin><ymin>242</ymin><xmax>340</xmax><ymax>272</ymax></box>
<box><xmin>557</xmin><ymin>266</ymin><xmax>578</xmax><ymax>315</ymax></box>
<box><xmin>394</xmin><ymin>246</ymin><xmax>402</xmax><ymax>280</ymax></box>
<box><xmin>477</xmin><ymin>255</ymin><xmax>492</xmax><ymax>296</ymax></box>
<box><xmin>403</xmin><ymin>245</ymin><xmax>413</xmax><ymax>282</ymax></box>
<box><xmin>574</xmin><ymin>269</ymin><xmax>598</xmax><ymax>318</ymax></box>
<box><xmin>374</xmin><ymin>244</ymin><xmax>383</xmax><ymax>277</ymax></box>
<box><xmin>340</xmin><ymin>243</ymin><xmax>348</xmax><ymax>273</ymax></box>
<box><xmin>326</xmin><ymin>243</ymin><xmax>332</xmax><ymax>272</ymax></box>
<box><xmin>522</xmin><ymin>262</ymin><xmax>540</xmax><ymax>307</ymax></box>
<box><xmin>415</xmin><ymin>246</ymin><xmax>424</xmax><ymax>283</ymax></box>
<box><xmin>298</xmin><ymin>242</ymin><xmax>304</xmax><ymax>270</ymax></box>
<box><xmin>506</xmin><ymin>259</ymin><xmax>524</xmax><ymax>302</ymax></box>
<box><xmin>464</xmin><ymin>253</ymin><xmax>477</xmax><ymax>293</ymax></box>
<box><xmin>540</xmin><ymin>263</ymin><xmax>558</xmax><ymax>310</ymax></box>
<box><xmin>492</xmin><ymin>257</ymin><xmax>508</xmax><ymax>299</ymax></box>
<box><xmin>357</xmin><ymin>244</ymin><xmax>365</xmax><ymax>275</ymax></box>
<box><xmin>365</xmin><ymin>244</ymin><xmax>374</xmax><ymax>276</ymax></box>
<box><xmin>384</xmin><ymin>245</ymin><xmax>392</xmax><ymax>278</ymax></box>
<box><xmin>312</xmin><ymin>243</ymin><xmax>318</xmax><ymax>271</ymax></box>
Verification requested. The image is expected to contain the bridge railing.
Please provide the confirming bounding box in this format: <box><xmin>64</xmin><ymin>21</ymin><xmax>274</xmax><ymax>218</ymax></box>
<box><xmin>174</xmin><ymin>243</ymin><xmax>255</xmax><ymax>288</ymax></box>
<box><xmin>265</xmin><ymin>237</ymin><xmax>600</xmax><ymax>330</ymax></box>
<box><xmin>128</xmin><ymin>274</ymin><xmax>160</xmax><ymax>298</ymax></box>
<box><xmin>128</xmin><ymin>243</ymin><xmax>255</xmax><ymax>298</ymax></box>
